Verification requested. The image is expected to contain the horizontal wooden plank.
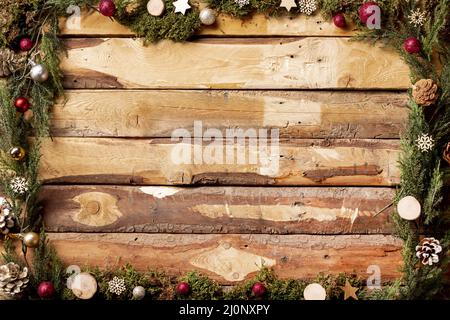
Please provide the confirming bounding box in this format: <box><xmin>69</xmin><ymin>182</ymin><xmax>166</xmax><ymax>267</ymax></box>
<box><xmin>39</xmin><ymin>138</ymin><xmax>400</xmax><ymax>186</ymax></box>
<box><xmin>61</xmin><ymin>38</ymin><xmax>410</xmax><ymax>90</ymax></box>
<box><xmin>52</xmin><ymin>90</ymin><xmax>408</xmax><ymax>138</ymax></box>
<box><xmin>46</xmin><ymin>233</ymin><xmax>403</xmax><ymax>283</ymax></box>
<box><xmin>59</xmin><ymin>7</ymin><xmax>355</xmax><ymax>37</ymax></box>
<box><xmin>41</xmin><ymin>186</ymin><xmax>395</xmax><ymax>234</ymax></box>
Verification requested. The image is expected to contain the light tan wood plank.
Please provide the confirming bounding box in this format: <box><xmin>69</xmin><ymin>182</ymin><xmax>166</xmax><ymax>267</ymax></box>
<box><xmin>46</xmin><ymin>233</ymin><xmax>403</xmax><ymax>283</ymax></box>
<box><xmin>41</xmin><ymin>186</ymin><xmax>396</xmax><ymax>234</ymax></box>
<box><xmin>61</xmin><ymin>38</ymin><xmax>410</xmax><ymax>90</ymax></box>
<box><xmin>52</xmin><ymin>90</ymin><xmax>408</xmax><ymax>138</ymax></box>
<box><xmin>59</xmin><ymin>7</ymin><xmax>355</xmax><ymax>37</ymax></box>
<box><xmin>38</xmin><ymin>138</ymin><xmax>400</xmax><ymax>186</ymax></box>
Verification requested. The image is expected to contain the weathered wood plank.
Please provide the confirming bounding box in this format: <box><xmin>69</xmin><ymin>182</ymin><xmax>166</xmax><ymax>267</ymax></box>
<box><xmin>47</xmin><ymin>233</ymin><xmax>403</xmax><ymax>283</ymax></box>
<box><xmin>52</xmin><ymin>90</ymin><xmax>407</xmax><ymax>138</ymax></box>
<box><xmin>39</xmin><ymin>138</ymin><xmax>400</xmax><ymax>186</ymax></box>
<box><xmin>59</xmin><ymin>7</ymin><xmax>354</xmax><ymax>37</ymax></box>
<box><xmin>41</xmin><ymin>186</ymin><xmax>395</xmax><ymax>234</ymax></box>
<box><xmin>61</xmin><ymin>38</ymin><xmax>410</xmax><ymax>90</ymax></box>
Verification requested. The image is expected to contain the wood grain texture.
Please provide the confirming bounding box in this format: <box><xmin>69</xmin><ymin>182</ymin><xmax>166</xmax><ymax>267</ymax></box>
<box><xmin>41</xmin><ymin>186</ymin><xmax>396</xmax><ymax>234</ymax></box>
<box><xmin>47</xmin><ymin>233</ymin><xmax>403</xmax><ymax>283</ymax></box>
<box><xmin>52</xmin><ymin>90</ymin><xmax>408</xmax><ymax>138</ymax></box>
<box><xmin>38</xmin><ymin>138</ymin><xmax>400</xmax><ymax>186</ymax></box>
<box><xmin>61</xmin><ymin>38</ymin><xmax>410</xmax><ymax>90</ymax></box>
<box><xmin>59</xmin><ymin>7</ymin><xmax>355</xmax><ymax>37</ymax></box>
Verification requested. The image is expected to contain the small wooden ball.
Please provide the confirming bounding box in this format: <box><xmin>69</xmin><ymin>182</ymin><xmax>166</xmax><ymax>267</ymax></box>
<box><xmin>147</xmin><ymin>0</ymin><xmax>165</xmax><ymax>16</ymax></box>
<box><xmin>397</xmin><ymin>196</ymin><xmax>421</xmax><ymax>220</ymax></box>
<box><xmin>303</xmin><ymin>283</ymin><xmax>326</xmax><ymax>300</ymax></box>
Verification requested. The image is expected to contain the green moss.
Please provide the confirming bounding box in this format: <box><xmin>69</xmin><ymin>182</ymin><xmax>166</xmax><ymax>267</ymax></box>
<box><xmin>178</xmin><ymin>271</ymin><xmax>223</xmax><ymax>300</ymax></box>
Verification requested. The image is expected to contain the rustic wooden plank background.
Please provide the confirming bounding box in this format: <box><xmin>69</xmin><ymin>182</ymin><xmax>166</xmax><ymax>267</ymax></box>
<box><xmin>29</xmin><ymin>8</ymin><xmax>417</xmax><ymax>283</ymax></box>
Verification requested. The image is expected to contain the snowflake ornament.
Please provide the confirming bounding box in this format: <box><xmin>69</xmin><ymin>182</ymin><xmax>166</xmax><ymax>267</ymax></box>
<box><xmin>408</xmin><ymin>8</ymin><xmax>426</xmax><ymax>27</ymax></box>
<box><xmin>9</xmin><ymin>177</ymin><xmax>29</xmax><ymax>195</ymax></box>
<box><xmin>298</xmin><ymin>0</ymin><xmax>317</xmax><ymax>15</ymax></box>
<box><xmin>108</xmin><ymin>276</ymin><xmax>126</xmax><ymax>295</ymax></box>
<box><xmin>234</xmin><ymin>0</ymin><xmax>250</xmax><ymax>8</ymax></box>
<box><xmin>416</xmin><ymin>133</ymin><xmax>434</xmax><ymax>152</ymax></box>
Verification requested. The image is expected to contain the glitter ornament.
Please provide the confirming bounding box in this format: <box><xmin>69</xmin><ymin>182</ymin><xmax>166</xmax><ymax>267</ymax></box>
<box><xmin>199</xmin><ymin>8</ymin><xmax>216</xmax><ymax>25</ymax></box>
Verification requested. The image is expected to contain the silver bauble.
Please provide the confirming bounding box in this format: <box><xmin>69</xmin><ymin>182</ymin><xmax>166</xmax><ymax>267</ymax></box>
<box><xmin>29</xmin><ymin>61</ymin><xmax>49</xmax><ymax>82</ymax></box>
<box><xmin>132</xmin><ymin>286</ymin><xmax>146</xmax><ymax>300</ymax></box>
<box><xmin>199</xmin><ymin>8</ymin><xmax>216</xmax><ymax>26</ymax></box>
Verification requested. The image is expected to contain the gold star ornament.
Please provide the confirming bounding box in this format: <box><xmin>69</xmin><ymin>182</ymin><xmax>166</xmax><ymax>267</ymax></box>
<box><xmin>340</xmin><ymin>280</ymin><xmax>358</xmax><ymax>300</ymax></box>
<box><xmin>280</xmin><ymin>0</ymin><xmax>297</xmax><ymax>12</ymax></box>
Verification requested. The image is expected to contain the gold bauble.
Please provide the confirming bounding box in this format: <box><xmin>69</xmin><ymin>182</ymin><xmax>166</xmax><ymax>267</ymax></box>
<box><xmin>9</xmin><ymin>147</ymin><xmax>26</xmax><ymax>161</ymax></box>
<box><xmin>23</xmin><ymin>232</ymin><xmax>40</xmax><ymax>248</ymax></box>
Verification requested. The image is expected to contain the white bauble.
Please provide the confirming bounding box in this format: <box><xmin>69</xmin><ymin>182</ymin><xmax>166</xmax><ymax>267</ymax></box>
<box><xmin>199</xmin><ymin>8</ymin><xmax>216</xmax><ymax>25</ymax></box>
<box><xmin>132</xmin><ymin>286</ymin><xmax>146</xmax><ymax>300</ymax></box>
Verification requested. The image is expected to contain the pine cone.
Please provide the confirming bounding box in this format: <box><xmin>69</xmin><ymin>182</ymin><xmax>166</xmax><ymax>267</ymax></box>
<box><xmin>415</xmin><ymin>237</ymin><xmax>442</xmax><ymax>266</ymax></box>
<box><xmin>0</xmin><ymin>262</ymin><xmax>29</xmax><ymax>297</ymax></box>
<box><xmin>0</xmin><ymin>49</ymin><xmax>26</xmax><ymax>78</ymax></box>
<box><xmin>0</xmin><ymin>197</ymin><xmax>15</xmax><ymax>234</ymax></box>
<box><xmin>443</xmin><ymin>142</ymin><xmax>450</xmax><ymax>165</ymax></box>
<box><xmin>412</xmin><ymin>79</ymin><xmax>439</xmax><ymax>107</ymax></box>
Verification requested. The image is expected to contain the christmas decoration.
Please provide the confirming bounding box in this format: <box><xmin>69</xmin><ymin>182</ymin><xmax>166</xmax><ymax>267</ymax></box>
<box><xmin>147</xmin><ymin>0</ymin><xmax>165</xmax><ymax>17</ymax></box>
<box><xmin>19</xmin><ymin>38</ymin><xmax>33</xmax><ymax>52</ymax></box>
<box><xmin>199</xmin><ymin>8</ymin><xmax>216</xmax><ymax>26</ymax></box>
<box><xmin>0</xmin><ymin>262</ymin><xmax>29</xmax><ymax>297</ymax></box>
<box><xmin>340</xmin><ymin>280</ymin><xmax>358</xmax><ymax>300</ymax></box>
<box><xmin>173</xmin><ymin>0</ymin><xmax>191</xmax><ymax>15</ymax></box>
<box><xmin>358</xmin><ymin>2</ymin><xmax>378</xmax><ymax>24</ymax></box>
<box><xmin>303</xmin><ymin>283</ymin><xmax>326</xmax><ymax>300</ymax></box>
<box><xmin>29</xmin><ymin>60</ymin><xmax>49</xmax><ymax>82</ymax></box>
<box><xmin>443</xmin><ymin>142</ymin><xmax>450</xmax><ymax>165</ymax></box>
<box><xmin>298</xmin><ymin>0</ymin><xmax>317</xmax><ymax>15</ymax></box>
<box><xmin>66</xmin><ymin>265</ymin><xmax>81</xmax><ymax>289</ymax></box>
<box><xmin>397</xmin><ymin>196</ymin><xmax>421</xmax><ymax>221</ymax></box>
<box><xmin>251</xmin><ymin>282</ymin><xmax>266</xmax><ymax>297</ymax></box>
<box><xmin>9</xmin><ymin>147</ymin><xmax>26</xmax><ymax>161</ymax></box>
<box><xmin>99</xmin><ymin>0</ymin><xmax>116</xmax><ymax>17</ymax></box>
<box><xmin>37</xmin><ymin>281</ymin><xmax>55</xmax><ymax>299</ymax></box>
<box><xmin>415</xmin><ymin>238</ymin><xmax>442</xmax><ymax>266</ymax></box>
<box><xmin>279</xmin><ymin>0</ymin><xmax>297</xmax><ymax>12</ymax></box>
<box><xmin>22</xmin><ymin>231</ymin><xmax>40</xmax><ymax>248</ymax></box>
<box><xmin>70</xmin><ymin>272</ymin><xmax>97</xmax><ymax>299</ymax></box>
<box><xmin>333</xmin><ymin>13</ymin><xmax>346</xmax><ymax>28</ymax></box>
<box><xmin>132</xmin><ymin>286</ymin><xmax>146</xmax><ymax>300</ymax></box>
<box><xmin>9</xmin><ymin>177</ymin><xmax>29</xmax><ymax>195</ymax></box>
<box><xmin>14</xmin><ymin>97</ymin><xmax>30</xmax><ymax>113</ymax></box>
<box><xmin>408</xmin><ymin>8</ymin><xmax>426</xmax><ymax>27</ymax></box>
<box><xmin>23</xmin><ymin>110</ymin><xmax>34</xmax><ymax>122</ymax></box>
<box><xmin>403</xmin><ymin>37</ymin><xmax>421</xmax><ymax>54</ymax></box>
<box><xmin>412</xmin><ymin>79</ymin><xmax>439</xmax><ymax>107</ymax></box>
<box><xmin>176</xmin><ymin>282</ymin><xmax>190</xmax><ymax>295</ymax></box>
<box><xmin>0</xmin><ymin>197</ymin><xmax>15</xmax><ymax>235</ymax></box>
<box><xmin>0</xmin><ymin>48</ymin><xmax>26</xmax><ymax>77</ymax></box>
<box><xmin>108</xmin><ymin>276</ymin><xmax>126</xmax><ymax>295</ymax></box>
<box><xmin>234</xmin><ymin>0</ymin><xmax>250</xmax><ymax>8</ymax></box>
<box><xmin>416</xmin><ymin>133</ymin><xmax>434</xmax><ymax>152</ymax></box>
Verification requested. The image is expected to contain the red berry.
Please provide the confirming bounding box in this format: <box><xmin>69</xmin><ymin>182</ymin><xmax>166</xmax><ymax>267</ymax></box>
<box><xmin>403</xmin><ymin>37</ymin><xmax>421</xmax><ymax>54</ymax></box>
<box><xmin>14</xmin><ymin>97</ymin><xmax>31</xmax><ymax>113</ymax></box>
<box><xmin>37</xmin><ymin>281</ymin><xmax>55</xmax><ymax>299</ymax></box>
<box><xmin>332</xmin><ymin>13</ymin><xmax>346</xmax><ymax>28</ymax></box>
<box><xmin>176</xmin><ymin>282</ymin><xmax>190</xmax><ymax>295</ymax></box>
<box><xmin>19</xmin><ymin>38</ymin><xmax>33</xmax><ymax>51</ymax></box>
<box><xmin>359</xmin><ymin>2</ymin><xmax>379</xmax><ymax>24</ymax></box>
<box><xmin>98</xmin><ymin>0</ymin><xmax>116</xmax><ymax>17</ymax></box>
<box><xmin>252</xmin><ymin>282</ymin><xmax>266</xmax><ymax>297</ymax></box>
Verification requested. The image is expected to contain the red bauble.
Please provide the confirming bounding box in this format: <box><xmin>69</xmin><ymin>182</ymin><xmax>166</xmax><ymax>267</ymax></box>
<box><xmin>403</xmin><ymin>37</ymin><xmax>421</xmax><ymax>54</ymax></box>
<box><xmin>19</xmin><ymin>38</ymin><xmax>33</xmax><ymax>51</ymax></box>
<box><xmin>14</xmin><ymin>97</ymin><xmax>31</xmax><ymax>113</ymax></box>
<box><xmin>37</xmin><ymin>281</ymin><xmax>55</xmax><ymax>299</ymax></box>
<box><xmin>176</xmin><ymin>282</ymin><xmax>190</xmax><ymax>295</ymax></box>
<box><xmin>252</xmin><ymin>282</ymin><xmax>266</xmax><ymax>297</ymax></box>
<box><xmin>359</xmin><ymin>2</ymin><xmax>378</xmax><ymax>24</ymax></box>
<box><xmin>98</xmin><ymin>0</ymin><xmax>116</xmax><ymax>17</ymax></box>
<box><xmin>332</xmin><ymin>13</ymin><xmax>346</xmax><ymax>28</ymax></box>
